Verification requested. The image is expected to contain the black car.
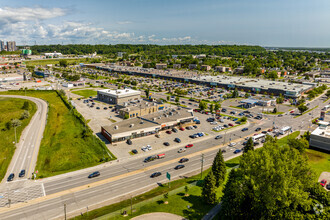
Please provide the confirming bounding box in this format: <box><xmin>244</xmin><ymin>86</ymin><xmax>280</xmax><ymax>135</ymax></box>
<box><xmin>163</xmin><ymin>142</ymin><xmax>170</xmax><ymax>146</ymax></box>
<box><xmin>103</xmin><ymin>107</ymin><xmax>108</xmax><ymax>110</ymax></box>
<box><xmin>221</xmin><ymin>149</ymin><xmax>226</xmax><ymax>153</ymax></box>
<box><xmin>215</xmin><ymin>135</ymin><xmax>223</xmax><ymax>139</ymax></box>
<box><xmin>88</xmin><ymin>171</ymin><xmax>100</xmax><ymax>178</ymax></box>
<box><xmin>179</xmin><ymin>158</ymin><xmax>189</xmax><ymax>163</ymax></box>
<box><xmin>174</xmin><ymin>165</ymin><xmax>185</xmax><ymax>170</ymax></box>
<box><xmin>131</xmin><ymin>149</ymin><xmax>138</xmax><ymax>154</ymax></box>
<box><xmin>193</xmin><ymin>125</ymin><xmax>197</xmax><ymax>129</ymax></box>
<box><xmin>242</xmin><ymin>128</ymin><xmax>248</xmax><ymax>132</ymax></box>
<box><xmin>174</xmin><ymin>138</ymin><xmax>181</xmax><ymax>143</ymax></box>
<box><xmin>7</xmin><ymin>173</ymin><xmax>14</xmax><ymax>182</ymax></box>
<box><xmin>127</xmin><ymin>139</ymin><xmax>132</xmax><ymax>145</ymax></box>
<box><xmin>144</xmin><ymin>156</ymin><xmax>156</xmax><ymax>163</ymax></box>
<box><xmin>150</xmin><ymin>172</ymin><xmax>162</xmax><ymax>178</ymax></box>
<box><xmin>206</xmin><ymin>118</ymin><xmax>215</xmax><ymax>122</ymax></box>
<box><xmin>255</xmin><ymin>127</ymin><xmax>261</xmax><ymax>131</ymax></box>
<box><xmin>172</xmin><ymin>128</ymin><xmax>178</xmax><ymax>133</ymax></box>
<box><xmin>19</xmin><ymin>169</ymin><xmax>26</xmax><ymax>178</ymax></box>
<box><xmin>96</xmin><ymin>107</ymin><xmax>100</xmax><ymax>109</ymax></box>
<box><xmin>221</xmin><ymin>109</ymin><xmax>227</xmax><ymax>112</ymax></box>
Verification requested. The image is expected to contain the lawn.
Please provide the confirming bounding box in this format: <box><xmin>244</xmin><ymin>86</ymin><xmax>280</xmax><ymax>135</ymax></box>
<box><xmin>262</xmin><ymin>111</ymin><xmax>284</xmax><ymax>115</ymax></box>
<box><xmin>0</xmin><ymin>97</ymin><xmax>37</xmax><ymax>181</ymax></box>
<box><xmin>25</xmin><ymin>58</ymin><xmax>88</xmax><ymax>66</ymax></box>
<box><xmin>277</xmin><ymin>131</ymin><xmax>300</xmax><ymax>147</ymax></box>
<box><xmin>0</xmin><ymin>90</ymin><xmax>115</xmax><ymax>178</ymax></box>
<box><xmin>71</xmin><ymin>89</ymin><xmax>98</xmax><ymax>98</ymax></box>
<box><xmin>71</xmin><ymin>156</ymin><xmax>241</xmax><ymax>220</ymax></box>
<box><xmin>305</xmin><ymin>149</ymin><xmax>330</xmax><ymax>181</ymax></box>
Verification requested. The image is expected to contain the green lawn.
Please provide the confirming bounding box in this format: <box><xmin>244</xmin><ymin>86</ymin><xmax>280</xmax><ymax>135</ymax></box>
<box><xmin>0</xmin><ymin>90</ymin><xmax>115</xmax><ymax>178</ymax></box>
<box><xmin>277</xmin><ymin>131</ymin><xmax>300</xmax><ymax>147</ymax></box>
<box><xmin>305</xmin><ymin>149</ymin><xmax>330</xmax><ymax>181</ymax></box>
<box><xmin>71</xmin><ymin>89</ymin><xmax>98</xmax><ymax>98</ymax></box>
<box><xmin>0</xmin><ymin>97</ymin><xmax>37</xmax><ymax>181</ymax></box>
<box><xmin>25</xmin><ymin>58</ymin><xmax>88</xmax><ymax>66</ymax></box>
<box><xmin>71</xmin><ymin>156</ymin><xmax>240</xmax><ymax>220</ymax></box>
<box><xmin>262</xmin><ymin>111</ymin><xmax>284</xmax><ymax>115</ymax></box>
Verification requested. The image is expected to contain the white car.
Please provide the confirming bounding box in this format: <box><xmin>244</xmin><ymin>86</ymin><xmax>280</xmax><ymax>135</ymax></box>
<box><xmin>178</xmin><ymin>148</ymin><xmax>186</xmax><ymax>153</ymax></box>
<box><xmin>228</xmin><ymin>142</ymin><xmax>236</xmax><ymax>147</ymax></box>
<box><xmin>141</xmin><ymin>146</ymin><xmax>148</xmax><ymax>152</ymax></box>
<box><xmin>210</xmin><ymin>121</ymin><xmax>218</xmax><ymax>125</ymax></box>
<box><xmin>146</xmin><ymin>145</ymin><xmax>152</xmax><ymax>150</ymax></box>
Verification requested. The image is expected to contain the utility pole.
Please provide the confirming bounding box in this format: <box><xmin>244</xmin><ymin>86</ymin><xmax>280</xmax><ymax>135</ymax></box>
<box><xmin>200</xmin><ymin>154</ymin><xmax>205</xmax><ymax>179</ymax></box>
<box><xmin>14</xmin><ymin>126</ymin><xmax>17</xmax><ymax>144</ymax></box>
<box><xmin>64</xmin><ymin>204</ymin><xmax>67</xmax><ymax>220</ymax></box>
<box><xmin>130</xmin><ymin>196</ymin><xmax>133</xmax><ymax>215</ymax></box>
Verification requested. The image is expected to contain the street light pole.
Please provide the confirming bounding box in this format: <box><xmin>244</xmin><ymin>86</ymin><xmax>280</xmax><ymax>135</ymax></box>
<box><xmin>14</xmin><ymin>126</ymin><xmax>17</xmax><ymax>144</ymax></box>
<box><xmin>200</xmin><ymin>154</ymin><xmax>204</xmax><ymax>179</ymax></box>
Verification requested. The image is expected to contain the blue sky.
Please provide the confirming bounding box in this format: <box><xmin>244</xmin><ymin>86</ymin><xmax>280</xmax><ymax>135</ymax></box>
<box><xmin>0</xmin><ymin>0</ymin><xmax>329</xmax><ymax>47</ymax></box>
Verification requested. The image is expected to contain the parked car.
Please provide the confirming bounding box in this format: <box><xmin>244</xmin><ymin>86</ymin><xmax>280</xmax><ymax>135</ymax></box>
<box><xmin>88</xmin><ymin>171</ymin><xmax>100</xmax><ymax>178</ymax></box>
<box><xmin>174</xmin><ymin>138</ymin><xmax>181</xmax><ymax>143</ymax></box>
<box><xmin>320</xmin><ymin>179</ymin><xmax>327</xmax><ymax>187</ymax></box>
<box><xmin>127</xmin><ymin>139</ymin><xmax>132</xmax><ymax>145</ymax></box>
<box><xmin>19</xmin><ymin>169</ymin><xmax>26</xmax><ymax>178</ymax></box>
<box><xmin>172</xmin><ymin>128</ymin><xmax>178</xmax><ymax>133</ymax></box>
<box><xmin>144</xmin><ymin>156</ymin><xmax>156</xmax><ymax>162</ymax></box>
<box><xmin>185</xmin><ymin>144</ymin><xmax>193</xmax><ymax>148</ymax></box>
<box><xmin>179</xmin><ymin>158</ymin><xmax>189</xmax><ymax>163</ymax></box>
<box><xmin>178</xmin><ymin>148</ymin><xmax>186</xmax><ymax>153</ymax></box>
<box><xmin>179</xmin><ymin>127</ymin><xmax>185</xmax><ymax>131</ymax></box>
<box><xmin>131</xmin><ymin>149</ymin><xmax>138</xmax><ymax>154</ymax></box>
<box><xmin>228</xmin><ymin>123</ymin><xmax>234</xmax><ymax>127</ymax></box>
<box><xmin>255</xmin><ymin>127</ymin><xmax>261</xmax><ymax>131</ymax></box>
<box><xmin>7</xmin><ymin>173</ymin><xmax>14</xmax><ymax>182</ymax></box>
<box><xmin>150</xmin><ymin>172</ymin><xmax>162</xmax><ymax>178</ymax></box>
<box><xmin>221</xmin><ymin>149</ymin><xmax>226</xmax><ymax>153</ymax></box>
<box><xmin>242</xmin><ymin>128</ymin><xmax>248</xmax><ymax>132</ymax></box>
<box><xmin>166</xmin><ymin>130</ymin><xmax>172</xmax><ymax>134</ymax></box>
<box><xmin>163</xmin><ymin>142</ymin><xmax>170</xmax><ymax>146</ymax></box>
<box><xmin>193</xmin><ymin>125</ymin><xmax>198</xmax><ymax>129</ymax></box>
<box><xmin>174</xmin><ymin>165</ymin><xmax>185</xmax><ymax>170</ymax></box>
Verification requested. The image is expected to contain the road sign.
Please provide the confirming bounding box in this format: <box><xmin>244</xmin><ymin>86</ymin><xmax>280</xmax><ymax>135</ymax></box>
<box><xmin>166</xmin><ymin>172</ymin><xmax>171</xmax><ymax>180</ymax></box>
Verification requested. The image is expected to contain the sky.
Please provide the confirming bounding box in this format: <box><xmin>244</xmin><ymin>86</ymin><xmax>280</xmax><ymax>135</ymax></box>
<box><xmin>0</xmin><ymin>0</ymin><xmax>329</xmax><ymax>47</ymax></box>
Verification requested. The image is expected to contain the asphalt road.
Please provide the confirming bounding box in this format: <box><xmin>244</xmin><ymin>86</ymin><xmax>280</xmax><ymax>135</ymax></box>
<box><xmin>0</xmin><ymin>93</ymin><xmax>328</xmax><ymax>220</ymax></box>
<box><xmin>0</xmin><ymin>95</ymin><xmax>47</xmax><ymax>184</ymax></box>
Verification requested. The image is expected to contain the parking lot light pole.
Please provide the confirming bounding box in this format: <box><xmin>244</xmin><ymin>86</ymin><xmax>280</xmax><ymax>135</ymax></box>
<box><xmin>200</xmin><ymin>154</ymin><xmax>205</xmax><ymax>179</ymax></box>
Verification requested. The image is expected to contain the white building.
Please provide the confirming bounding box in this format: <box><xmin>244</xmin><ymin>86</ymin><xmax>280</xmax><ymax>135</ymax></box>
<box><xmin>97</xmin><ymin>89</ymin><xmax>141</xmax><ymax>105</ymax></box>
<box><xmin>310</xmin><ymin>121</ymin><xmax>330</xmax><ymax>152</ymax></box>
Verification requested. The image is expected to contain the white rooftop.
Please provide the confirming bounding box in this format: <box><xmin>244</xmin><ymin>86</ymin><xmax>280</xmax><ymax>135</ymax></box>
<box><xmin>97</xmin><ymin>89</ymin><xmax>141</xmax><ymax>98</ymax></box>
<box><xmin>312</xmin><ymin>122</ymin><xmax>330</xmax><ymax>137</ymax></box>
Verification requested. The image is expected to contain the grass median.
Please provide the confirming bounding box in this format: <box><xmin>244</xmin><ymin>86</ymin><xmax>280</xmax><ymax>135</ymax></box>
<box><xmin>71</xmin><ymin>89</ymin><xmax>98</xmax><ymax>98</ymax></box>
<box><xmin>0</xmin><ymin>97</ymin><xmax>37</xmax><ymax>181</ymax></box>
<box><xmin>0</xmin><ymin>90</ymin><xmax>116</xmax><ymax>178</ymax></box>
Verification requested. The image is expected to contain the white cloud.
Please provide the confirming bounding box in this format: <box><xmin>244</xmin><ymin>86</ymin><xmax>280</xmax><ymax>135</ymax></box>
<box><xmin>0</xmin><ymin>6</ymin><xmax>200</xmax><ymax>45</ymax></box>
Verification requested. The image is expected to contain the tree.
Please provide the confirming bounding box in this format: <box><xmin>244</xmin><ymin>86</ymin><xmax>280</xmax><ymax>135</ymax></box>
<box><xmin>20</xmin><ymin>110</ymin><xmax>30</xmax><ymax>120</ymax></box>
<box><xmin>212</xmin><ymin>149</ymin><xmax>227</xmax><ymax>187</ymax></box>
<box><xmin>144</xmin><ymin>89</ymin><xmax>150</xmax><ymax>97</ymax></box>
<box><xmin>231</xmin><ymin>88</ymin><xmax>239</xmax><ymax>98</ymax></box>
<box><xmin>240</xmin><ymin>116</ymin><xmax>247</xmax><ymax>122</ymax></box>
<box><xmin>298</xmin><ymin>103</ymin><xmax>308</xmax><ymax>114</ymax></box>
<box><xmin>214</xmin><ymin>103</ymin><xmax>221</xmax><ymax>112</ymax></box>
<box><xmin>184</xmin><ymin>186</ymin><xmax>189</xmax><ymax>196</ymax></box>
<box><xmin>209</xmin><ymin>104</ymin><xmax>214</xmax><ymax>113</ymax></box>
<box><xmin>273</xmin><ymin>107</ymin><xmax>277</xmax><ymax>113</ymax></box>
<box><xmin>175</xmin><ymin>96</ymin><xmax>179</xmax><ymax>104</ymax></box>
<box><xmin>243</xmin><ymin>137</ymin><xmax>254</xmax><ymax>154</ymax></box>
<box><xmin>220</xmin><ymin>142</ymin><xmax>319</xmax><ymax>219</ymax></box>
<box><xmin>166</xmin><ymin>96</ymin><xmax>170</xmax><ymax>101</ymax></box>
<box><xmin>59</xmin><ymin>59</ymin><xmax>68</xmax><ymax>67</ymax></box>
<box><xmin>22</xmin><ymin>101</ymin><xmax>30</xmax><ymax>110</ymax></box>
<box><xmin>287</xmin><ymin>137</ymin><xmax>309</xmax><ymax>153</ymax></box>
<box><xmin>326</xmin><ymin>90</ymin><xmax>330</xmax><ymax>98</ymax></box>
<box><xmin>163</xmin><ymin>192</ymin><xmax>169</xmax><ymax>204</ymax></box>
<box><xmin>202</xmin><ymin>171</ymin><xmax>217</xmax><ymax>204</ymax></box>
<box><xmin>245</xmin><ymin>93</ymin><xmax>250</xmax><ymax>98</ymax></box>
<box><xmin>277</xmin><ymin>93</ymin><xmax>284</xmax><ymax>104</ymax></box>
<box><xmin>11</xmin><ymin>119</ymin><xmax>22</xmax><ymax>128</ymax></box>
<box><xmin>199</xmin><ymin>101</ymin><xmax>207</xmax><ymax>111</ymax></box>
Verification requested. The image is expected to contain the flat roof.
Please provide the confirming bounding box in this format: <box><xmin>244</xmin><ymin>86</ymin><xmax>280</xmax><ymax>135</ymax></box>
<box><xmin>102</xmin><ymin>107</ymin><xmax>194</xmax><ymax>137</ymax></box>
<box><xmin>311</xmin><ymin>123</ymin><xmax>330</xmax><ymax>138</ymax></box>
<box><xmin>119</xmin><ymin>100</ymin><xmax>163</xmax><ymax>112</ymax></box>
<box><xmin>98</xmin><ymin>89</ymin><xmax>141</xmax><ymax>98</ymax></box>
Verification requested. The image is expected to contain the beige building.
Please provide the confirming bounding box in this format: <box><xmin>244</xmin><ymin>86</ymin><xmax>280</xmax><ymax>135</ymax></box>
<box><xmin>118</xmin><ymin>101</ymin><xmax>165</xmax><ymax>119</ymax></box>
<box><xmin>156</xmin><ymin>63</ymin><xmax>167</xmax><ymax>69</ymax></box>
<box><xmin>173</xmin><ymin>64</ymin><xmax>182</xmax><ymax>69</ymax></box>
<box><xmin>97</xmin><ymin>89</ymin><xmax>141</xmax><ymax>105</ymax></box>
<box><xmin>201</xmin><ymin>65</ymin><xmax>211</xmax><ymax>71</ymax></box>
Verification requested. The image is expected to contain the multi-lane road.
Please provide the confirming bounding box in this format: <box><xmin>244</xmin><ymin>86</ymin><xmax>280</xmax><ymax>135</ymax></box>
<box><xmin>0</xmin><ymin>92</ymin><xmax>328</xmax><ymax>220</ymax></box>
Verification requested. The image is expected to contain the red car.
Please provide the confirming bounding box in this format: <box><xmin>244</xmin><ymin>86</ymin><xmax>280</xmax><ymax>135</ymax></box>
<box><xmin>185</xmin><ymin>144</ymin><xmax>194</xmax><ymax>148</ymax></box>
<box><xmin>320</xmin><ymin>179</ymin><xmax>327</xmax><ymax>187</ymax></box>
<box><xmin>166</xmin><ymin>130</ymin><xmax>172</xmax><ymax>134</ymax></box>
<box><xmin>228</xmin><ymin>123</ymin><xmax>234</xmax><ymax>127</ymax></box>
<box><xmin>179</xmin><ymin>127</ymin><xmax>185</xmax><ymax>131</ymax></box>
<box><xmin>290</xmin><ymin>110</ymin><xmax>294</xmax><ymax>114</ymax></box>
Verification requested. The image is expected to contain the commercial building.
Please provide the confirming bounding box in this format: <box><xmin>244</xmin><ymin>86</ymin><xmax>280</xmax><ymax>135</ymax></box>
<box><xmin>6</xmin><ymin>41</ymin><xmax>16</xmax><ymax>51</ymax></box>
<box><xmin>97</xmin><ymin>89</ymin><xmax>141</xmax><ymax>105</ymax></box>
<box><xmin>0</xmin><ymin>41</ymin><xmax>4</xmax><ymax>51</ymax></box>
<box><xmin>156</xmin><ymin>63</ymin><xmax>167</xmax><ymax>69</ymax></box>
<box><xmin>44</xmin><ymin>52</ymin><xmax>62</xmax><ymax>58</ymax></box>
<box><xmin>118</xmin><ymin>100</ymin><xmax>165</xmax><ymax>119</ymax></box>
<box><xmin>173</xmin><ymin>64</ymin><xmax>182</xmax><ymax>69</ymax></box>
<box><xmin>309</xmin><ymin>121</ymin><xmax>330</xmax><ymax>152</ymax></box>
<box><xmin>101</xmin><ymin>107</ymin><xmax>194</xmax><ymax>143</ymax></box>
<box><xmin>189</xmin><ymin>64</ymin><xmax>198</xmax><ymax>70</ymax></box>
<box><xmin>34</xmin><ymin>70</ymin><xmax>50</xmax><ymax>78</ymax></box>
<box><xmin>201</xmin><ymin>65</ymin><xmax>211</xmax><ymax>71</ymax></box>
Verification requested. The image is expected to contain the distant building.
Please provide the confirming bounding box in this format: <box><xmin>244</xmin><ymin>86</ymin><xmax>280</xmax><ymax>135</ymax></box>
<box><xmin>215</xmin><ymin>66</ymin><xmax>226</xmax><ymax>72</ymax></box>
<box><xmin>34</xmin><ymin>70</ymin><xmax>50</xmax><ymax>78</ymax></box>
<box><xmin>189</xmin><ymin>64</ymin><xmax>198</xmax><ymax>70</ymax></box>
<box><xmin>173</xmin><ymin>64</ymin><xmax>181</xmax><ymax>69</ymax></box>
<box><xmin>6</xmin><ymin>41</ymin><xmax>16</xmax><ymax>51</ymax></box>
<box><xmin>97</xmin><ymin>89</ymin><xmax>141</xmax><ymax>105</ymax></box>
<box><xmin>155</xmin><ymin>63</ymin><xmax>167</xmax><ymax>69</ymax></box>
<box><xmin>310</xmin><ymin>121</ymin><xmax>330</xmax><ymax>152</ymax></box>
<box><xmin>117</xmin><ymin>52</ymin><xmax>126</xmax><ymax>58</ymax></box>
<box><xmin>118</xmin><ymin>100</ymin><xmax>165</xmax><ymax>119</ymax></box>
<box><xmin>234</xmin><ymin>66</ymin><xmax>244</xmax><ymax>74</ymax></box>
<box><xmin>200</xmin><ymin>65</ymin><xmax>211</xmax><ymax>71</ymax></box>
<box><xmin>44</xmin><ymin>52</ymin><xmax>62</xmax><ymax>58</ymax></box>
<box><xmin>0</xmin><ymin>41</ymin><xmax>4</xmax><ymax>51</ymax></box>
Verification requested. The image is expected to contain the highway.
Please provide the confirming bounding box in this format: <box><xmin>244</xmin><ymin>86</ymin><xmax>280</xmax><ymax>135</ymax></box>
<box><xmin>0</xmin><ymin>93</ymin><xmax>327</xmax><ymax>219</ymax></box>
<box><xmin>0</xmin><ymin>95</ymin><xmax>47</xmax><ymax>188</ymax></box>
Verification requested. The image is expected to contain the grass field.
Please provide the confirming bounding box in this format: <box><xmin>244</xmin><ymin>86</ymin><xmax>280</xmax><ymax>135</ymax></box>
<box><xmin>72</xmin><ymin>156</ymin><xmax>241</xmax><ymax>220</ymax></box>
<box><xmin>24</xmin><ymin>58</ymin><xmax>88</xmax><ymax>66</ymax></box>
<box><xmin>0</xmin><ymin>90</ymin><xmax>115</xmax><ymax>178</ymax></box>
<box><xmin>305</xmin><ymin>149</ymin><xmax>330</xmax><ymax>181</ymax></box>
<box><xmin>71</xmin><ymin>89</ymin><xmax>98</xmax><ymax>98</ymax></box>
<box><xmin>277</xmin><ymin>131</ymin><xmax>300</xmax><ymax>147</ymax></box>
<box><xmin>0</xmin><ymin>97</ymin><xmax>37</xmax><ymax>181</ymax></box>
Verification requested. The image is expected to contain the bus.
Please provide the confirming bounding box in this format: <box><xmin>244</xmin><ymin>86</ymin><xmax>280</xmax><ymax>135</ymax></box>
<box><xmin>280</xmin><ymin>126</ymin><xmax>292</xmax><ymax>135</ymax></box>
<box><xmin>252</xmin><ymin>133</ymin><xmax>266</xmax><ymax>142</ymax></box>
<box><xmin>322</xmin><ymin>105</ymin><xmax>330</xmax><ymax>111</ymax></box>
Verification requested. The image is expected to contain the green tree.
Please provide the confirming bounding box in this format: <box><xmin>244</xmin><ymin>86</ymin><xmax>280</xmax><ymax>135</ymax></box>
<box><xmin>20</xmin><ymin>110</ymin><xmax>30</xmax><ymax>120</ymax></box>
<box><xmin>326</xmin><ymin>90</ymin><xmax>330</xmax><ymax>98</ymax></box>
<box><xmin>212</xmin><ymin>149</ymin><xmax>227</xmax><ymax>187</ymax></box>
<box><xmin>214</xmin><ymin>103</ymin><xmax>221</xmax><ymax>112</ymax></box>
<box><xmin>287</xmin><ymin>137</ymin><xmax>309</xmax><ymax>153</ymax></box>
<box><xmin>243</xmin><ymin>137</ymin><xmax>254</xmax><ymax>154</ymax></box>
<box><xmin>11</xmin><ymin>119</ymin><xmax>22</xmax><ymax>128</ymax></box>
<box><xmin>273</xmin><ymin>107</ymin><xmax>277</xmax><ymax>113</ymax></box>
<box><xmin>209</xmin><ymin>104</ymin><xmax>214</xmax><ymax>113</ymax></box>
<box><xmin>166</xmin><ymin>96</ymin><xmax>170</xmax><ymax>101</ymax></box>
<box><xmin>277</xmin><ymin>93</ymin><xmax>284</xmax><ymax>104</ymax></box>
<box><xmin>22</xmin><ymin>101</ymin><xmax>30</xmax><ymax>110</ymax></box>
<box><xmin>175</xmin><ymin>96</ymin><xmax>179</xmax><ymax>104</ymax></box>
<box><xmin>202</xmin><ymin>171</ymin><xmax>217</xmax><ymax>204</ymax></box>
<box><xmin>231</xmin><ymin>88</ymin><xmax>239</xmax><ymax>98</ymax></box>
<box><xmin>184</xmin><ymin>186</ymin><xmax>189</xmax><ymax>196</ymax></box>
<box><xmin>59</xmin><ymin>59</ymin><xmax>68</xmax><ymax>67</ymax></box>
<box><xmin>220</xmin><ymin>142</ymin><xmax>317</xmax><ymax>219</ymax></box>
<box><xmin>240</xmin><ymin>116</ymin><xmax>247</xmax><ymax>122</ymax></box>
<box><xmin>298</xmin><ymin>103</ymin><xmax>308</xmax><ymax>114</ymax></box>
<box><xmin>199</xmin><ymin>101</ymin><xmax>207</xmax><ymax>111</ymax></box>
<box><xmin>144</xmin><ymin>89</ymin><xmax>150</xmax><ymax>97</ymax></box>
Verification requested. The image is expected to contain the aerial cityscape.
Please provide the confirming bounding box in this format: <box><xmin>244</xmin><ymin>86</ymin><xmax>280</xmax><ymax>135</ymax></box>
<box><xmin>0</xmin><ymin>0</ymin><xmax>329</xmax><ymax>220</ymax></box>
